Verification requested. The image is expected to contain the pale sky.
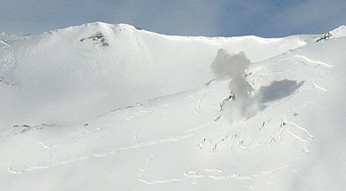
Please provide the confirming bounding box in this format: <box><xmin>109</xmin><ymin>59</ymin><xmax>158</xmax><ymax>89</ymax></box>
<box><xmin>0</xmin><ymin>0</ymin><xmax>346</xmax><ymax>37</ymax></box>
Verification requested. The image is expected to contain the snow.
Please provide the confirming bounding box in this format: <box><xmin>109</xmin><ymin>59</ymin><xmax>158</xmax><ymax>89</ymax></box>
<box><xmin>1</xmin><ymin>22</ymin><xmax>346</xmax><ymax>190</ymax></box>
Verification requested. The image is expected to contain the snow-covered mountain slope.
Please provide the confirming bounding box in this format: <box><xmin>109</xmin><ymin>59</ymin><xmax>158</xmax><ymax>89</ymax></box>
<box><xmin>1</xmin><ymin>23</ymin><xmax>346</xmax><ymax>191</ymax></box>
<box><xmin>0</xmin><ymin>22</ymin><xmax>308</xmax><ymax>127</ymax></box>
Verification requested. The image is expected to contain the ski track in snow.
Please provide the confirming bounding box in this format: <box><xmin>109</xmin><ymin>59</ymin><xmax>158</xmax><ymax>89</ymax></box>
<box><xmin>136</xmin><ymin>164</ymin><xmax>290</xmax><ymax>186</ymax></box>
<box><xmin>136</xmin><ymin>164</ymin><xmax>291</xmax><ymax>186</ymax></box>
<box><xmin>8</xmin><ymin>132</ymin><xmax>195</xmax><ymax>174</ymax></box>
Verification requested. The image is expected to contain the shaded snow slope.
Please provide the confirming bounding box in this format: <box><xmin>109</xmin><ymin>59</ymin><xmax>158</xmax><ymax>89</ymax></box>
<box><xmin>1</xmin><ymin>23</ymin><xmax>346</xmax><ymax>191</ymax></box>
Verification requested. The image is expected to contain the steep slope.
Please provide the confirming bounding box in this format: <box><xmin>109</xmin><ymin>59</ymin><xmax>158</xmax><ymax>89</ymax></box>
<box><xmin>1</xmin><ymin>23</ymin><xmax>346</xmax><ymax>191</ymax></box>
<box><xmin>0</xmin><ymin>22</ymin><xmax>307</xmax><ymax>127</ymax></box>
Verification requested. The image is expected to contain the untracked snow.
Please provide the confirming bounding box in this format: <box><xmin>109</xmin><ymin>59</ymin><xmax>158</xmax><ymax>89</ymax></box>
<box><xmin>1</xmin><ymin>22</ymin><xmax>346</xmax><ymax>191</ymax></box>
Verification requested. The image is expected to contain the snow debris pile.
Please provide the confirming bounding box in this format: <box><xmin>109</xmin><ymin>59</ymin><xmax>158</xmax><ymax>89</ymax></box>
<box><xmin>211</xmin><ymin>49</ymin><xmax>259</xmax><ymax>122</ymax></box>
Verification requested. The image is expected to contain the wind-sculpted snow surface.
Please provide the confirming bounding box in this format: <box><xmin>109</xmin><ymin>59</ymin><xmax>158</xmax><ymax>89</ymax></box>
<box><xmin>1</xmin><ymin>23</ymin><xmax>346</xmax><ymax>191</ymax></box>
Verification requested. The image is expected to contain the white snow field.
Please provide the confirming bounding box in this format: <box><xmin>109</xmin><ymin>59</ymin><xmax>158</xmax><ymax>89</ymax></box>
<box><xmin>0</xmin><ymin>22</ymin><xmax>346</xmax><ymax>190</ymax></box>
